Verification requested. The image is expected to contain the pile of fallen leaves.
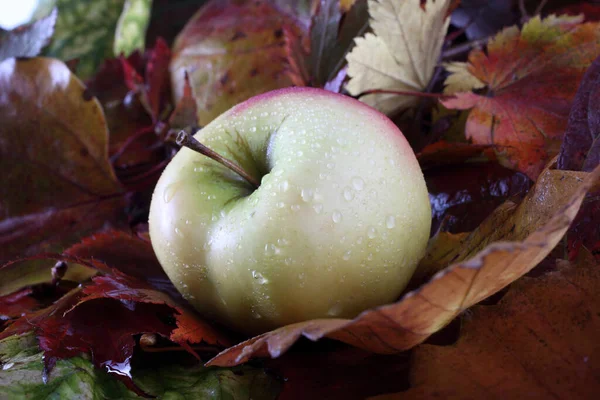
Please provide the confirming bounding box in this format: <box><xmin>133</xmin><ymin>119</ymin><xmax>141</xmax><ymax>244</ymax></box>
<box><xmin>1</xmin><ymin>0</ymin><xmax>599</xmax><ymax>398</ymax></box>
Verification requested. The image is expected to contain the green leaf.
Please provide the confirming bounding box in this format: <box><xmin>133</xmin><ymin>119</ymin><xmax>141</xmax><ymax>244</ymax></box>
<box><xmin>0</xmin><ymin>334</ymin><xmax>282</xmax><ymax>399</ymax></box>
<box><xmin>134</xmin><ymin>364</ymin><xmax>283</xmax><ymax>400</ymax></box>
<box><xmin>44</xmin><ymin>0</ymin><xmax>126</xmax><ymax>78</ymax></box>
<box><xmin>0</xmin><ymin>334</ymin><xmax>136</xmax><ymax>400</ymax></box>
<box><xmin>114</xmin><ymin>0</ymin><xmax>153</xmax><ymax>56</ymax></box>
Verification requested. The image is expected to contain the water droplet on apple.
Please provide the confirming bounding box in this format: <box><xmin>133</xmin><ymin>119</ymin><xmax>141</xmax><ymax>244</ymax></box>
<box><xmin>174</xmin><ymin>227</ymin><xmax>184</xmax><ymax>238</ymax></box>
<box><xmin>300</xmin><ymin>188</ymin><xmax>314</xmax><ymax>202</ymax></box>
<box><xmin>351</xmin><ymin>177</ymin><xmax>365</xmax><ymax>191</ymax></box>
<box><xmin>296</xmin><ymin>150</ymin><xmax>303</xmax><ymax>157</ymax></box>
<box><xmin>343</xmin><ymin>187</ymin><xmax>354</xmax><ymax>201</ymax></box>
<box><xmin>343</xmin><ymin>251</ymin><xmax>351</xmax><ymax>260</ymax></box>
<box><xmin>276</xmin><ymin>202</ymin><xmax>285</xmax><ymax>208</ymax></box>
<box><xmin>326</xmin><ymin>162</ymin><xmax>335</xmax><ymax>169</ymax></box>
<box><xmin>367</xmin><ymin>226</ymin><xmax>377</xmax><ymax>239</ymax></box>
<box><xmin>386</xmin><ymin>215</ymin><xmax>396</xmax><ymax>229</ymax></box>
<box><xmin>313</xmin><ymin>203</ymin><xmax>323</xmax><ymax>214</ymax></box>
<box><xmin>185</xmin><ymin>220</ymin><xmax>191</xmax><ymax>225</ymax></box>
<box><xmin>252</xmin><ymin>270</ymin><xmax>268</xmax><ymax>285</ymax></box>
<box><xmin>279</xmin><ymin>180</ymin><xmax>289</xmax><ymax>192</ymax></box>
<box><xmin>336</xmin><ymin>137</ymin><xmax>347</xmax><ymax>146</ymax></box>
<box><xmin>327</xmin><ymin>302</ymin><xmax>343</xmax><ymax>316</ymax></box>
<box><xmin>251</xmin><ymin>307</ymin><xmax>262</xmax><ymax>319</ymax></box>
<box><xmin>284</xmin><ymin>257</ymin><xmax>293</xmax><ymax>265</ymax></box>
<box><xmin>356</xmin><ymin>236</ymin><xmax>364</xmax><ymax>244</ymax></box>
<box><xmin>291</xmin><ymin>204</ymin><xmax>301</xmax><ymax>212</ymax></box>
<box><xmin>163</xmin><ymin>182</ymin><xmax>180</xmax><ymax>203</ymax></box>
<box><xmin>332</xmin><ymin>210</ymin><xmax>343</xmax><ymax>223</ymax></box>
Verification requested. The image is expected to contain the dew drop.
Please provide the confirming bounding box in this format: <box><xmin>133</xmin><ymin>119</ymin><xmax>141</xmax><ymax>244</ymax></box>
<box><xmin>313</xmin><ymin>203</ymin><xmax>323</xmax><ymax>214</ymax></box>
<box><xmin>296</xmin><ymin>150</ymin><xmax>304</xmax><ymax>157</ymax></box>
<box><xmin>327</xmin><ymin>302</ymin><xmax>343</xmax><ymax>316</ymax></box>
<box><xmin>276</xmin><ymin>202</ymin><xmax>285</xmax><ymax>208</ymax></box>
<box><xmin>351</xmin><ymin>177</ymin><xmax>365</xmax><ymax>191</ymax></box>
<box><xmin>279</xmin><ymin>180</ymin><xmax>289</xmax><ymax>192</ymax></box>
<box><xmin>301</xmin><ymin>188</ymin><xmax>314</xmax><ymax>202</ymax></box>
<box><xmin>343</xmin><ymin>251</ymin><xmax>351</xmax><ymax>261</ymax></box>
<box><xmin>174</xmin><ymin>227</ymin><xmax>184</xmax><ymax>238</ymax></box>
<box><xmin>332</xmin><ymin>210</ymin><xmax>343</xmax><ymax>223</ymax></box>
<box><xmin>291</xmin><ymin>204</ymin><xmax>301</xmax><ymax>212</ymax></box>
<box><xmin>386</xmin><ymin>215</ymin><xmax>396</xmax><ymax>229</ymax></box>
<box><xmin>162</xmin><ymin>182</ymin><xmax>180</xmax><ymax>203</ymax></box>
<box><xmin>326</xmin><ymin>162</ymin><xmax>335</xmax><ymax>169</ymax></box>
<box><xmin>367</xmin><ymin>226</ymin><xmax>377</xmax><ymax>239</ymax></box>
<box><xmin>343</xmin><ymin>187</ymin><xmax>354</xmax><ymax>201</ymax></box>
<box><xmin>252</xmin><ymin>270</ymin><xmax>269</xmax><ymax>285</ymax></box>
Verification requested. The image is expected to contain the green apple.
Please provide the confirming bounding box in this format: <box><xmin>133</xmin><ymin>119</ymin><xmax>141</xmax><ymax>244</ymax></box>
<box><xmin>149</xmin><ymin>87</ymin><xmax>431</xmax><ymax>334</ymax></box>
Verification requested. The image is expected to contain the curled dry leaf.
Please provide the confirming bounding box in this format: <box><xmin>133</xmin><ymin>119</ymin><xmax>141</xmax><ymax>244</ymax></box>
<box><xmin>206</xmin><ymin>163</ymin><xmax>600</xmax><ymax>367</ymax></box>
<box><xmin>442</xmin><ymin>15</ymin><xmax>600</xmax><ymax>180</ymax></box>
<box><xmin>0</xmin><ymin>57</ymin><xmax>126</xmax><ymax>282</ymax></box>
<box><xmin>170</xmin><ymin>0</ymin><xmax>305</xmax><ymax>126</ymax></box>
<box><xmin>345</xmin><ymin>0</ymin><xmax>451</xmax><ymax>115</ymax></box>
<box><xmin>388</xmin><ymin>251</ymin><xmax>600</xmax><ymax>399</ymax></box>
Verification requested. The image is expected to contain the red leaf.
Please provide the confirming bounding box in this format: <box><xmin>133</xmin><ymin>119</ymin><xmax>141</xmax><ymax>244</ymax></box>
<box><xmin>64</xmin><ymin>230</ymin><xmax>180</xmax><ymax>300</ymax></box>
<box><xmin>0</xmin><ymin>288</ymin><xmax>39</xmax><ymax>321</ymax></box>
<box><xmin>145</xmin><ymin>38</ymin><xmax>171</xmax><ymax>122</ymax></box>
<box><xmin>442</xmin><ymin>16</ymin><xmax>600</xmax><ymax>179</ymax></box>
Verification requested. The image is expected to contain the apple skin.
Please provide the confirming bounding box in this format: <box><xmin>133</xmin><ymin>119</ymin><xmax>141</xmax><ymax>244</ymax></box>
<box><xmin>149</xmin><ymin>87</ymin><xmax>431</xmax><ymax>334</ymax></box>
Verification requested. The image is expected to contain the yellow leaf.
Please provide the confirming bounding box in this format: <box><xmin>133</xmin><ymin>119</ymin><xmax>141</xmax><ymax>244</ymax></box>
<box><xmin>346</xmin><ymin>0</ymin><xmax>451</xmax><ymax>115</ymax></box>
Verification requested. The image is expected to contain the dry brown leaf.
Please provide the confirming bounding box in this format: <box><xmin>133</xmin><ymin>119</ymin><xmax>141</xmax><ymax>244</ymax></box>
<box><xmin>377</xmin><ymin>251</ymin><xmax>600</xmax><ymax>399</ymax></box>
<box><xmin>206</xmin><ymin>163</ymin><xmax>600</xmax><ymax>367</ymax></box>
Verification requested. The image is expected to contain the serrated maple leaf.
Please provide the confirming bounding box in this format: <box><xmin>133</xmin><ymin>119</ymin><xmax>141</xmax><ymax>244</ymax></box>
<box><xmin>442</xmin><ymin>15</ymin><xmax>600</xmax><ymax>180</ymax></box>
<box><xmin>345</xmin><ymin>0</ymin><xmax>451</xmax><ymax>115</ymax></box>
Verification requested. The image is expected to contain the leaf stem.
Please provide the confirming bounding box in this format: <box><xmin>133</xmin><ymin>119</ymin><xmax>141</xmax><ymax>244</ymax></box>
<box><xmin>356</xmin><ymin>88</ymin><xmax>452</xmax><ymax>100</ymax></box>
<box><xmin>442</xmin><ymin>37</ymin><xmax>488</xmax><ymax>59</ymax></box>
<box><xmin>176</xmin><ymin>131</ymin><xmax>260</xmax><ymax>189</ymax></box>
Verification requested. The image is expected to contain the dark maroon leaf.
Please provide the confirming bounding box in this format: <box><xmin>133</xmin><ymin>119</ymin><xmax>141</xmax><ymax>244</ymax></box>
<box><xmin>64</xmin><ymin>230</ymin><xmax>182</xmax><ymax>301</ymax></box>
<box><xmin>0</xmin><ymin>288</ymin><xmax>39</xmax><ymax>321</ymax></box>
<box><xmin>426</xmin><ymin>162</ymin><xmax>532</xmax><ymax>233</ymax></box>
<box><xmin>0</xmin><ymin>9</ymin><xmax>57</xmax><ymax>61</ymax></box>
<box><xmin>558</xmin><ymin>55</ymin><xmax>600</xmax><ymax>172</ymax></box>
<box><xmin>450</xmin><ymin>0</ymin><xmax>517</xmax><ymax>41</ymax></box>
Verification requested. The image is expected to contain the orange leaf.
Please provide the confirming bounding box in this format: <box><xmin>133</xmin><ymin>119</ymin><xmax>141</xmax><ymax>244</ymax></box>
<box><xmin>442</xmin><ymin>15</ymin><xmax>600</xmax><ymax>179</ymax></box>
<box><xmin>207</xmin><ymin>163</ymin><xmax>600</xmax><ymax>367</ymax></box>
<box><xmin>383</xmin><ymin>251</ymin><xmax>600</xmax><ymax>399</ymax></box>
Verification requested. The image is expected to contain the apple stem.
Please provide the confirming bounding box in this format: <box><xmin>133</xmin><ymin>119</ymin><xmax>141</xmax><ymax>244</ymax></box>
<box><xmin>176</xmin><ymin>131</ymin><xmax>260</xmax><ymax>189</ymax></box>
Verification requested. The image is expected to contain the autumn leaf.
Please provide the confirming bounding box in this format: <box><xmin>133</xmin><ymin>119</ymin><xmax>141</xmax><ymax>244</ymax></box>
<box><xmin>206</xmin><ymin>163</ymin><xmax>600</xmax><ymax>367</ymax></box>
<box><xmin>170</xmin><ymin>0</ymin><xmax>305</xmax><ymax>126</ymax></box>
<box><xmin>345</xmin><ymin>0</ymin><xmax>451</xmax><ymax>115</ymax></box>
<box><xmin>0</xmin><ymin>333</ymin><xmax>281</xmax><ymax>399</ymax></box>
<box><xmin>0</xmin><ymin>9</ymin><xmax>57</xmax><ymax>61</ymax></box>
<box><xmin>385</xmin><ymin>252</ymin><xmax>600</xmax><ymax>399</ymax></box>
<box><xmin>307</xmin><ymin>0</ymin><xmax>368</xmax><ymax>87</ymax></box>
<box><xmin>0</xmin><ymin>254</ymin><xmax>231</xmax><ymax>393</ymax></box>
<box><xmin>442</xmin><ymin>15</ymin><xmax>600</xmax><ymax>179</ymax></box>
<box><xmin>0</xmin><ymin>57</ymin><xmax>127</xmax><ymax>273</ymax></box>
